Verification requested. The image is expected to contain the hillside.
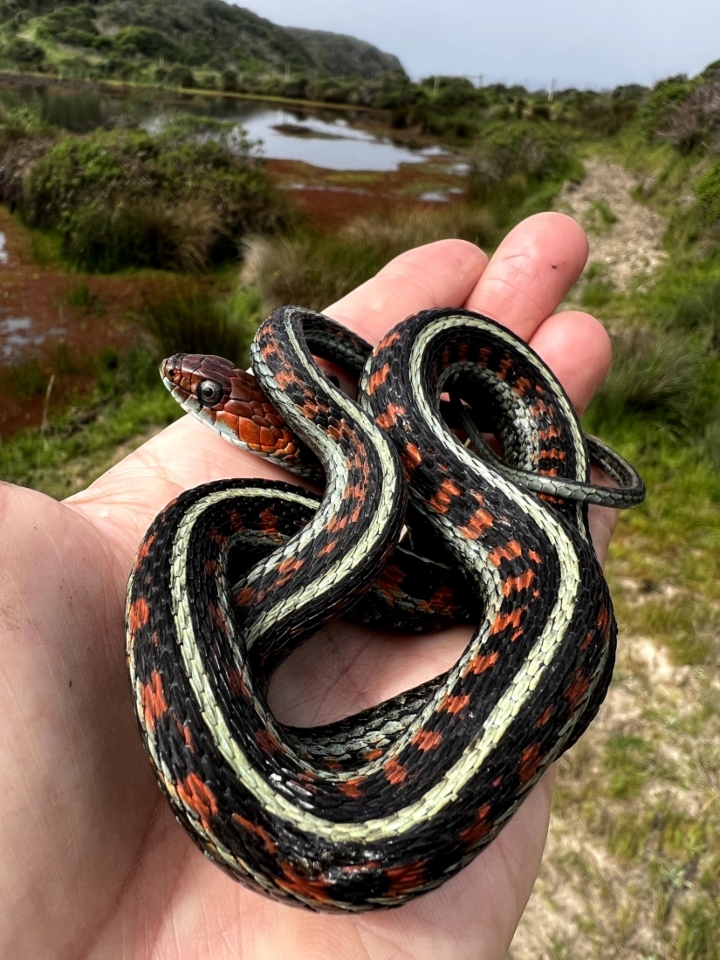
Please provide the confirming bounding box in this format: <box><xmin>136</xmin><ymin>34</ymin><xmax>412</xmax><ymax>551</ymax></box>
<box><xmin>0</xmin><ymin>0</ymin><xmax>408</xmax><ymax>81</ymax></box>
<box><xmin>284</xmin><ymin>26</ymin><xmax>404</xmax><ymax>80</ymax></box>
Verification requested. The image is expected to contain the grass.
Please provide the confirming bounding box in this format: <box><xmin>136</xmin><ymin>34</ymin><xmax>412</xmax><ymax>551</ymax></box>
<box><xmin>0</xmin><ymin>355</ymin><xmax>180</xmax><ymax>498</ymax></box>
<box><xmin>0</xmin><ymin>279</ymin><xmax>263</xmax><ymax>497</ymax></box>
<box><xmin>586</xmin><ymin>198</ymin><xmax>619</xmax><ymax>230</ymax></box>
<box><xmin>143</xmin><ymin>282</ymin><xmax>262</xmax><ymax>367</ymax></box>
<box><xmin>1</xmin><ymin>86</ymin><xmax>719</xmax><ymax>955</ymax></box>
<box><xmin>67</xmin><ymin>282</ymin><xmax>92</xmax><ymax>309</ymax></box>
<box><xmin>244</xmin><ymin>204</ymin><xmax>500</xmax><ymax>314</ymax></box>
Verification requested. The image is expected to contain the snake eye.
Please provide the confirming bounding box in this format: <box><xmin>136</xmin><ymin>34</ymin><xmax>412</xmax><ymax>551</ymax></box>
<box><xmin>198</xmin><ymin>379</ymin><xmax>223</xmax><ymax>406</ymax></box>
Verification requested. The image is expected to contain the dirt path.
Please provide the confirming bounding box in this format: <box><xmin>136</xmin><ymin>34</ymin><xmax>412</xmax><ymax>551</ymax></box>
<box><xmin>508</xmin><ymin>163</ymin><xmax>718</xmax><ymax>959</ymax></box>
<box><xmin>557</xmin><ymin>156</ymin><xmax>667</xmax><ymax>293</ymax></box>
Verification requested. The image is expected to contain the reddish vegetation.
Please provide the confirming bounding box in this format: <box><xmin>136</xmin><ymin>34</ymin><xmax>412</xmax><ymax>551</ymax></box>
<box><xmin>0</xmin><ymin>208</ymin><xmax>188</xmax><ymax>437</ymax></box>
<box><xmin>267</xmin><ymin>157</ymin><xmax>462</xmax><ymax>230</ymax></box>
<box><xmin>0</xmin><ymin>153</ymin><xmax>462</xmax><ymax>439</ymax></box>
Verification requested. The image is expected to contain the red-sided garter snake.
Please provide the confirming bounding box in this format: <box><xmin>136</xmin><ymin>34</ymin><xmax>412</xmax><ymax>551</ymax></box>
<box><xmin>126</xmin><ymin>306</ymin><xmax>645</xmax><ymax>911</ymax></box>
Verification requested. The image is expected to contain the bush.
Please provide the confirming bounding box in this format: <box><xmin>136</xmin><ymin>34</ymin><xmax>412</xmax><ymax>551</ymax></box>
<box><xmin>0</xmin><ymin>104</ymin><xmax>59</xmax><ymax>208</ymax></box>
<box><xmin>113</xmin><ymin>26</ymin><xmax>182</xmax><ymax>61</ymax></box>
<box><xmin>3</xmin><ymin>37</ymin><xmax>45</xmax><ymax>67</ymax></box>
<box><xmin>221</xmin><ymin>68</ymin><xmax>239</xmax><ymax>92</ymax></box>
<box><xmin>660</xmin><ymin>80</ymin><xmax>720</xmax><ymax>153</ymax></box>
<box><xmin>468</xmin><ymin>121</ymin><xmax>582</xmax><ymax>216</ymax></box>
<box><xmin>635</xmin><ymin>77</ymin><xmax>698</xmax><ymax>141</ymax></box>
<box><xmin>166</xmin><ymin>65</ymin><xmax>196</xmax><ymax>89</ymax></box>
<box><xmin>22</xmin><ymin>122</ymin><xmax>288</xmax><ymax>271</ymax></box>
<box><xmin>36</xmin><ymin>3</ymin><xmax>97</xmax><ymax>39</ymax></box>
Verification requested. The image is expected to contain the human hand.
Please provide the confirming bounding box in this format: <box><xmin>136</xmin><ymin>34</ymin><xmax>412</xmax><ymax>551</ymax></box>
<box><xmin>0</xmin><ymin>212</ymin><xmax>615</xmax><ymax>959</ymax></box>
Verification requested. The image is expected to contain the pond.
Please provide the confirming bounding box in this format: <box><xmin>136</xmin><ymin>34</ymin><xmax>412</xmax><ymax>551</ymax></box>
<box><xmin>0</xmin><ymin>83</ymin><xmax>454</xmax><ymax>172</ymax></box>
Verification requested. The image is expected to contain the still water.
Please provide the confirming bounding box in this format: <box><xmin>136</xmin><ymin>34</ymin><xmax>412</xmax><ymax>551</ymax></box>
<box><xmin>0</xmin><ymin>83</ymin><xmax>452</xmax><ymax>172</ymax></box>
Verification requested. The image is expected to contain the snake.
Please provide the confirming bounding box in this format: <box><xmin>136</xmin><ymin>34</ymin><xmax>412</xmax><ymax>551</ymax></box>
<box><xmin>126</xmin><ymin>305</ymin><xmax>645</xmax><ymax>912</ymax></box>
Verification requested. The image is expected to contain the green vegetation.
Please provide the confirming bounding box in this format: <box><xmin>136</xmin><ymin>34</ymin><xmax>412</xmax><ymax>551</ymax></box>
<box><xmin>246</xmin><ymin>205</ymin><xmax>498</xmax><ymax>313</ymax></box>
<box><xmin>0</xmin><ymin>280</ymin><xmax>261</xmax><ymax>496</ymax></box>
<box><xmin>0</xmin><ymin>36</ymin><xmax>718</xmax><ymax>956</ymax></box>
<box><xmin>12</xmin><ymin>118</ymin><xmax>288</xmax><ymax>271</ymax></box>
<box><xmin>0</xmin><ymin>0</ymin><xmax>404</xmax><ymax>88</ymax></box>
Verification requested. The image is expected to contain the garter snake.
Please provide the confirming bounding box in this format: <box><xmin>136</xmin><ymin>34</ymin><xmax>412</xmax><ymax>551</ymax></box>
<box><xmin>126</xmin><ymin>306</ymin><xmax>645</xmax><ymax>911</ymax></box>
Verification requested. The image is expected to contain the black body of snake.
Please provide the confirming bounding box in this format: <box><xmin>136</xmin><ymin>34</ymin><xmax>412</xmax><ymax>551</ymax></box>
<box><xmin>126</xmin><ymin>306</ymin><xmax>645</xmax><ymax>911</ymax></box>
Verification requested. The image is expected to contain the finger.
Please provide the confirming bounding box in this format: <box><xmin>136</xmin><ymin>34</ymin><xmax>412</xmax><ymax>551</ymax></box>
<box><xmin>529</xmin><ymin>310</ymin><xmax>612</xmax><ymax>415</ymax></box>
<box><xmin>65</xmin><ymin>242</ymin><xmax>489</xmax><ymax>546</ymax></box>
<box><xmin>524</xmin><ymin>309</ymin><xmax>617</xmax><ymax>562</ymax></box>
<box><xmin>465</xmin><ymin>212</ymin><xmax>589</xmax><ymax>342</ymax></box>
<box><xmin>327</xmin><ymin>239</ymin><xmax>489</xmax><ymax>343</ymax></box>
<box><xmin>589</xmin><ymin>501</ymin><xmax>617</xmax><ymax>567</ymax></box>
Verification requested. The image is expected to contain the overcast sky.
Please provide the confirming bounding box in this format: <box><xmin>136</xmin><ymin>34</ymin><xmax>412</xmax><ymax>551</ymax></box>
<box><xmin>235</xmin><ymin>0</ymin><xmax>719</xmax><ymax>91</ymax></box>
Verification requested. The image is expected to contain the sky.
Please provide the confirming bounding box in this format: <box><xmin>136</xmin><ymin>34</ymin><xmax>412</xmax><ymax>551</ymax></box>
<box><xmin>235</xmin><ymin>0</ymin><xmax>720</xmax><ymax>91</ymax></box>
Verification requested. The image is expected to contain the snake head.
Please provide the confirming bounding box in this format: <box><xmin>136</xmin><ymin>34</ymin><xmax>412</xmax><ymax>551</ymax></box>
<box><xmin>161</xmin><ymin>353</ymin><xmax>239</xmax><ymax>419</ymax></box>
<box><xmin>161</xmin><ymin>353</ymin><xmax>311</xmax><ymax>470</ymax></box>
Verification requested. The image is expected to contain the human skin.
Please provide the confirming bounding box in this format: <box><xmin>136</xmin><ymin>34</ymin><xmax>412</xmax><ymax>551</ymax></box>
<box><xmin>0</xmin><ymin>213</ymin><xmax>617</xmax><ymax>960</ymax></box>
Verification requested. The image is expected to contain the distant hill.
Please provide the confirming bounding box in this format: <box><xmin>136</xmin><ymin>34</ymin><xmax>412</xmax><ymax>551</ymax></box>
<box><xmin>0</xmin><ymin>0</ymin><xmax>408</xmax><ymax>80</ymax></box>
<box><xmin>284</xmin><ymin>27</ymin><xmax>404</xmax><ymax>80</ymax></box>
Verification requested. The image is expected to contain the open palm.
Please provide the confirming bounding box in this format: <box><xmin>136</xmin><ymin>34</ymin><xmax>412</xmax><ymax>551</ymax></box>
<box><xmin>0</xmin><ymin>214</ymin><xmax>617</xmax><ymax>960</ymax></box>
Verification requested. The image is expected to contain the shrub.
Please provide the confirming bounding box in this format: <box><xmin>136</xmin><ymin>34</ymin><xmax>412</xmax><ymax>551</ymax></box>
<box><xmin>468</xmin><ymin>121</ymin><xmax>582</xmax><ymax>215</ymax></box>
<box><xmin>166</xmin><ymin>65</ymin><xmax>196</xmax><ymax>89</ymax></box>
<box><xmin>22</xmin><ymin>123</ymin><xmax>288</xmax><ymax>271</ymax></box>
<box><xmin>36</xmin><ymin>3</ymin><xmax>97</xmax><ymax>39</ymax></box>
<box><xmin>660</xmin><ymin>80</ymin><xmax>720</xmax><ymax>153</ymax></box>
<box><xmin>635</xmin><ymin>77</ymin><xmax>698</xmax><ymax>141</ymax></box>
<box><xmin>113</xmin><ymin>26</ymin><xmax>182</xmax><ymax>61</ymax></box>
<box><xmin>221</xmin><ymin>68</ymin><xmax>239</xmax><ymax>92</ymax></box>
<box><xmin>562</xmin><ymin>93</ymin><xmax>640</xmax><ymax>136</ymax></box>
<box><xmin>3</xmin><ymin>37</ymin><xmax>45</xmax><ymax>67</ymax></box>
<box><xmin>0</xmin><ymin>105</ymin><xmax>59</xmax><ymax>208</ymax></box>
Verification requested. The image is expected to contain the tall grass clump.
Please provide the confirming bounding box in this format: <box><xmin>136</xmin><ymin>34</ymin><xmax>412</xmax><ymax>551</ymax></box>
<box><xmin>585</xmin><ymin>326</ymin><xmax>720</xmax><ymax>447</ymax></box>
<box><xmin>143</xmin><ymin>282</ymin><xmax>263</xmax><ymax>368</ymax></box>
<box><xmin>20</xmin><ymin>120</ymin><xmax>289</xmax><ymax>272</ymax></box>
<box><xmin>662</xmin><ymin>278</ymin><xmax>720</xmax><ymax>347</ymax></box>
<box><xmin>244</xmin><ymin>205</ymin><xmax>499</xmax><ymax>312</ymax></box>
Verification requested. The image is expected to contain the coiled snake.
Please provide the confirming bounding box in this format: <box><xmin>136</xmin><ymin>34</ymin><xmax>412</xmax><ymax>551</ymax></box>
<box><xmin>126</xmin><ymin>306</ymin><xmax>645</xmax><ymax>912</ymax></box>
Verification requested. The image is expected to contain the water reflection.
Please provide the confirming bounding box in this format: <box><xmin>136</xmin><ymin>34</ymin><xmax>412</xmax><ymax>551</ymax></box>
<box><xmin>0</xmin><ymin>84</ymin><xmax>454</xmax><ymax>172</ymax></box>
<box><xmin>0</xmin><ymin>315</ymin><xmax>66</xmax><ymax>363</ymax></box>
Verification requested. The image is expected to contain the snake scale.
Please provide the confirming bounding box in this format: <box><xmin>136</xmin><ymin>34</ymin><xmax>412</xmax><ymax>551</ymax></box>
<box><xmin>126</xmin><ymin>305</ymin><xmax>645</xmax><ymax>911</ymax></box>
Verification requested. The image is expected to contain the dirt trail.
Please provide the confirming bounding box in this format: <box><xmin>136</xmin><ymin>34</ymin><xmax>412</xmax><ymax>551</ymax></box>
<box><xmin>557</xmin><ymin>156</ymin><xmax>667</xmax><ymax>293</ymax></box>
<box><xmin>509</xmin><ymin>159</ymin><xmax>680</xmax><ymax>960</ymax></box>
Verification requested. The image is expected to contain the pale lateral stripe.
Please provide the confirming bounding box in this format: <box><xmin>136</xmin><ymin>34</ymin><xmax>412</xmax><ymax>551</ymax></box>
<box><xmin>172</xmin><ymin>317</ymin><xmax>584</xmax><ymax>853</ymax></box>
<box><xmin>243</xmin><ymin>322</ymin><xmax>401</xmax><ymax>647</ymax></box>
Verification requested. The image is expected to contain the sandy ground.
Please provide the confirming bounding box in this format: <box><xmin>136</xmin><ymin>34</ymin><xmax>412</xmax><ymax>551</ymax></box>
<box><xmin>558</xmin><ymin>157</ymin><xmax>667</xmax><ymax>293</ymax></box>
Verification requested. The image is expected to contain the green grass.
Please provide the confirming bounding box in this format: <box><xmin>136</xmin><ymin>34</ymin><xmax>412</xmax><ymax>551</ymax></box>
<box><xmin>143</xmin><ymin>282</ymin><xmax>262</xmax><ymax>367</ymax></box>
<box><xmin>603</xmin><ymin>734</ymin><xmax>655</xmax><ymax>798</ymax></box>
<box><xmin>0</xmin><ymin>279</ymin><xmax>263</xmax><ymax>497</ymax></box>
<box><xmin>584</xmin><ymin>198</ymin><xmax>619</xmax><ymax>232</ymax></box>
<box><xmin>67</xmin><ymin>282</ymin><xmax>92</xmax><ymax>308</ymax></box>
<box><xmin>0</xmin><ymin>374</ymin><xmax>180</xmax><ymax>499</ymax></box>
